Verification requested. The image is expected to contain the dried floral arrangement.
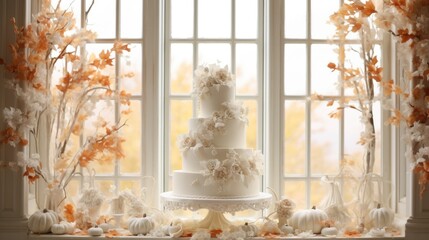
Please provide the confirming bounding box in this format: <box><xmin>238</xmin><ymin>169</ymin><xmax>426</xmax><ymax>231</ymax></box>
<box><xmin>374</xmin><ymin>0</ymin><xmax>429</xmax><ymax>196</ymax></box>
<box><xmin>0</xmin><ymin>0</ymin><xmax>131</xmax><ymax>209</ymax></box>
<box><xmin>326</xmin><ymin>0</ymin><xmax>429</xmax><ymax>232</ymax></box>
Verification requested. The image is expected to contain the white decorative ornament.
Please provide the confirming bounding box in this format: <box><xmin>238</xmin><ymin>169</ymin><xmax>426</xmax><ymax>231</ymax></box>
<box><xmin>51</xmin><ymin>221</ymin><xmax>75</xmax><ymax>235</ymax></box>
<box><xmin>369</xmin><ymin>227</ymin><xmax>386</xmax><ymax>237</ymax></box>
<box><xmin>369</xmin><ymin>203</ymin><xmax>394</xmax><ymax>228</ymax></box>
<box><xmin>280</xmin><ymin>224</ymin><xmax>294</xmax><ymax>235</ymax></box>
<box><xmin>128</xmin><ymin>213</ymin><xmax>155</xmax><ymax>235</ymax></box>
<box><xmin>28</xmin><ymin>209</ymin><xmax>58</xmax><ymax>234</ymax></box>
<box><xmin>288</xmin><ymin>206</ymin><xmax>328</xmax><ymax>234</ymax></box>
<box><xmin>88</xmin><ymin>225</ymin><xmax>103</xmax><ymax>236</ymax></box>
<box><xmin>168</xmin><ymin>223</ymin><xmax>183</xmax><ymax>238</ymax></box>
<box><xmin>321</xmin><ymin>226</ymin><xmax>338</xmax><ymax>237</ymax></box>
<box><xmin>240</xmin><ymin>222</ymin><xmax>259</xmax><ymax>237</ymax></box>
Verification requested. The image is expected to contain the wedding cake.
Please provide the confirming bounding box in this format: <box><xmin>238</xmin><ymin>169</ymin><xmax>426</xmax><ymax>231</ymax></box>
<box><xmin>172</xmin><ymin>63</ymin><xmax>264</xmax><ymax>198</ymax></box>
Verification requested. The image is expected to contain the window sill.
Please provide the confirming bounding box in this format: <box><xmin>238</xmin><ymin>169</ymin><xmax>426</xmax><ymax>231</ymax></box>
<box><xmin>28</xmin><ymin>233</ymin><xmax>405</xmax><ymax>240</ymax></box>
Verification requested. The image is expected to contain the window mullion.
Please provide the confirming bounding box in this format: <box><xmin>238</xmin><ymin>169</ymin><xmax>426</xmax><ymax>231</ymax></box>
<box><xmin>266</xmin><ymin>0</ymin><xmax>284</xmax><ymax>200</ymax></box>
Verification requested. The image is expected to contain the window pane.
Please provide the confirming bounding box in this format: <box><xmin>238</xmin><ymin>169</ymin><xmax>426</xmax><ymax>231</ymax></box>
<box><xmin>170</xmin><ymin>44</ymin><xmax>193</xmax><ymax>94</ymax></box>
<box><xmin>120</xmin><ymin>100</ymin><xmax>141</xmax><ymax>174</ymax></box>
<box><xmin>243</xmin><ymin>100</ymin><xmax>257</xmax><ymax>149</ymax></box>
<box><xmin>236</xmin><ymin>44</ymin><xmax>257</xmax><ymax>95</ymax></box>
<box><xmin>344</xmin><ymin>102</ymin><xmax>363</xmax><ymax>162</ymax></box>
<box><xmin>284</xmin><ymin>44</ymin><xmax>306</xmax><ymax>95</ymax></box>
<box><xmin>119</xmin><ymin>180</ymin><xmax>141</xmax><ymax>195</ymax></box>
<box><xmin>198</xmin><ymin>43</ymin><xmax>231</xmax><ymax>67</ymax></box>
<box><xmin>284</xmin><ymin>100</ymin><xmax>306</xmax><ymax>176</ymax></box>
<box><xmin>120</xmin><ymin>44</ymin><xmax>142</xmax><ymax>95</ymax></box>
<box><xmin>310</xmin><ymin>101</ymin><xmax>339</xmax><ymax>175</ymax></box>
<box><xmin>285</xmin><ymin>0</ymin><xmax>306</xmax><ymax>38</ymax></box>
<box><xmin>311</xmin><ymin>0</ymin><xmax>338</xmax><ymax>39</ymax></box>
<box><xmin>311</xmin><ymin>44</ymin><xmax>338</xmax><ymax>95</ymax></box>
<box><xmin>198</xmin><ymin>0</ymin><xmax>231</xmax><ymax>38</ymax></box>
<box><xmin>121</xmin><ymin>0</ymin><xmax>143</xmax><ymax>38</ymax></box>
<box><xmin>284</xmin><ymin>180</ymin><xmax>306</xmax><ymax>209</ymax></box>
<box><xmin>310</xmin><ymin>180</ymin><xmax>326</xmax><ymax>207</ymax></box>
<box><xmin>236</xmin><ymin>0</ymin><xmax>257</xmax><ymax>39</ymax></box>
<box><xmin>171</xmin><ymin>0</ymin><xmax>194</xmax><ymax>38</ymax></box>
<box><xmin>86</xmin><ymin>0</ymin><xmax>116</xmax><ymax>39</ymax></box>
<box><xmin>170</xmin><ymin>100</ymin><xmax>193</xmax><ymax>173</ymax></box>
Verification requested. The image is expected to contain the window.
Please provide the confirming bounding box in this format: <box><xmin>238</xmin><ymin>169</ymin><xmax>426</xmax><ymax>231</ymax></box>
<box><xmin>43</xmin><ymin>0</ymin><xmax>155</xmax><ymax>212</ymax></box>
<box><xmin>274</xmin><ymin>0</ymin><xmax>391</xmax><ymax>209</ymax></box>
<box><xmin>164</xmin><ymin>0</ymin><xmax>264</xmax><ymax>193</ymax></box>
<box><xmin>27</xmin><ymin>0</ymin><xmax>395</xmax><ymax>216</ymax></box>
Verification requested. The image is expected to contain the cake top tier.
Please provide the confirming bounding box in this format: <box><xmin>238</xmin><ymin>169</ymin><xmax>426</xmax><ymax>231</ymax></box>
<box><xmin>193</xmin><ymin>63</ymin><xmax>234</xmax><ymax>99</ymax></box>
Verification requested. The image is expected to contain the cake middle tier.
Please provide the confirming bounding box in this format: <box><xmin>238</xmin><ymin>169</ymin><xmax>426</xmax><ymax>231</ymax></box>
<box><xmin>182</xmin><ymin>148</ymin><xmax>255</xmax><ymax>172</ymax></box>
<box><xmin>172</xmin><ymin>170</ymin><xmax>261</xmax><ymax>198</ymax></box>
<box><xmin>189</xmin><ymin>118</ymin><xmax>246</xmax><ymax>148</ymax></box>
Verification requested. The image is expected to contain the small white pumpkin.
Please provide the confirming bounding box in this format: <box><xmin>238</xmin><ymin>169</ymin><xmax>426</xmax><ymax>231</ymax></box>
<box><xmin>99</xmin><ymin>221</ymin><xmax>113</xmax><ymax>233</ymax></box>
<box><xmin>240</xmin><ymin>222</ymin><xmax>259</xmax><ymax>237</ymax></box>
<box><xmin>88</xmin><ymin>225</ymin><xmax>104</xmax><ymax>236</ymax></box>
<box><xmin>288</xmin><ymin>206</ymin><xmax>328</xmax><ymax>234</ymax></box>
<box><xmin>168</xmin><ymin>223</ymin><xmax>183</xmax><ymax>238</ymax></box>
<box><xmin>28</xmin><ymin>209</ymin><xmax>59</xmax><ymax>233</ymax></box>
<box><xmin>128</xmin><ymin>213</ymin><xmax>155</xmax><ymax>235</ymax></box>
<box><xmin>51</xmin><ymin>221</ymin><xmax>75</xmax><ymax>235</ymax></box>
<box><xmin>369</xmin><ymin>203</ymin><xmax>394</xmax><ymax>229</ymax></box>
<box><xmin>321</xmin><ymin>226</ymin><xmax>338</xmax><ymax>236</ymax></box>
<box><xmin>280</xmin><ymin>224</ymin><xmax>294</xmax><ymax>235</ymax></box>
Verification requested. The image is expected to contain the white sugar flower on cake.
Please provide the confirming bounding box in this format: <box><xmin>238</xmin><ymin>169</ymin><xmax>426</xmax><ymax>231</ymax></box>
<box><xmin>193</xmin><ymin>63</ymin><xmax>234</xmax><ymax>98</ymax></box>
<box><xmin>201</xmin><ymin>149</ymin><xmax>263</xmax><ymax>190</ymax></box>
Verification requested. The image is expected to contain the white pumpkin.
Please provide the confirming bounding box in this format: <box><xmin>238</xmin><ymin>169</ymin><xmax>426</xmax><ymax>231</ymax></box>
<box><xmin>99</xmin><ymin>222</ymin><xmax>113</xmax><ymax>233</ymax></box>
<box><xmin>321</xmin><ymin>226</ymin><xmax>338</xmax><ymax>236</ymax></box>
<box><xmin>51</xmin><ymin>221</ymin><xmax>75</xmax><ymax>234</ymax></box>
<box><xmin>288</xmin><ymin>206</ymin><xmax>328</xmax><ymax>234</ymax></box>
<box><xmin>369</xmin><ymin>203</ymin><xmax>394</xmax><ymax>228</ymax></box>
<box><xmin>168</xmin><ymin>223</ymin><xmax>183</xmax><ymax>238</ymax></box>
<box><xmin>280</xmin><ymin>224</ymin><xmax>294</xmax><ymax>235</ymax></box>
<box><xmin>240</xmin><ymin>222</ymin><xmax>259</xmax><ymax>237</ymax></box>
<box><xmin>128</xmin><ymin>213</ymin><xmax>155</xmax><ymax>235</ymax></box>
<box><xmin>28</xmin><ymin>209</ymin><xmax>59</xmax><ymax>233</ymax></box>
<box><xmin>88</xmin><ymin>225</ymin><xmax>104</xmax><ymax>236</ymax></box>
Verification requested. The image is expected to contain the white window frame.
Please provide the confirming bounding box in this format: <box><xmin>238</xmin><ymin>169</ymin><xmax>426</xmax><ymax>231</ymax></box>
<box><xmin>267</xmin><ymin>0</ymin><xmax>393</xmax><ymax>210</ymax></box>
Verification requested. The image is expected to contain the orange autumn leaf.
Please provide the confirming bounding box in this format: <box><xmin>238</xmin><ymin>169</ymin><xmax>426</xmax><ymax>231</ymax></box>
<box><xmin>64</xmin><ymin>203</ymin><xmax>75</xmax><ymax>222</ymax></box>
<box><xmin>361</xmin><ymin>0</ymin><xmax>377</xmax><ymax>17</ymax></box>
<box><xmin>105</xmin><ymin>229</ymin><xmax>122</xmax><ymax>238</ymax></box>
<box><xmin>327</xmin><ymin>62</ymin><xmax>337</xmax><ymax>71</ymax></box>
<box><xmin>23</xmin><ymin>166</ymin><xmax>39</xmax><ymax>183</ymax></box>
<box><xmin>112</xmin><ymin>41</ymin><xmax>131</xmax><ymax>54</ymax></box>
<box><xmin>210</xmin><ymin>229</ymin><xmax>222</xmax><ymax>238</ymax></box>
<box><xmin>327</xmin><ymin>99</ymin><xmax>335</xmax><ymax>107</ymax></box>
<box><xmin>344</xmin><ymin>229</ymin><xmax>362</xmax><ymax>237</ymax></box>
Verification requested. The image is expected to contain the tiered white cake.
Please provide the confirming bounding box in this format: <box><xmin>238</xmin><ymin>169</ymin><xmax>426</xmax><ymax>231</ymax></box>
<box><xmin>173</xmin><ymin>63</ymin><xmax>263</xmax><ymax>198</ymax></box>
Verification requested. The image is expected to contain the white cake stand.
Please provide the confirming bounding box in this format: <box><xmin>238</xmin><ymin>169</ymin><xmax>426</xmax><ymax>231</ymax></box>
<box><xmin>160</xmin><ymin>192</ymin><xmax>272</xmax><ymax>230</ymax></box>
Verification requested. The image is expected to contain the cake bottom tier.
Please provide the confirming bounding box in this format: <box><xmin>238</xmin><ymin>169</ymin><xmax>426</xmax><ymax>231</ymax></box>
<box><xmin>172</xmin><ymin>170</ymin><xmax>260</xmax><ymax>198</ymax></box>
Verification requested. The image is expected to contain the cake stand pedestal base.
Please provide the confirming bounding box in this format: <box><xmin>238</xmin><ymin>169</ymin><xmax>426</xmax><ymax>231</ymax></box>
<box><xmin>160</xmin><ymin>192</ymin><xmax>272</xmax><ymax>231</ymax></box>
<box><xmin>198</xmin><ymin>210</ymin><xmax>231</xmax><ymax>230</ymax></box>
